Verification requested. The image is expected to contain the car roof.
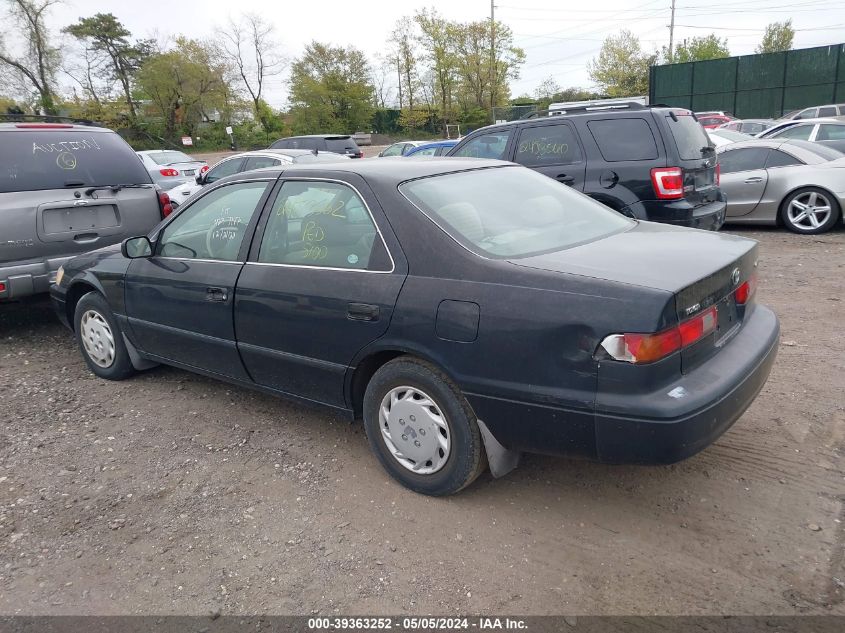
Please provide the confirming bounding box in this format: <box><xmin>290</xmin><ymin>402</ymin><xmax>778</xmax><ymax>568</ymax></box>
<box><xmin>223</xmin><ymin>157</ymin><xmax>509</xmax><ymax>186</ymax></box>
<box><xmin>137</xmin><ymin>149</ymin><xmax>190</xmax><ymax>154</ymax></box>
<box><xmin>0</xmin><ymin>122</ymin><xmax>113</xmax><ymax>132</ymax></box>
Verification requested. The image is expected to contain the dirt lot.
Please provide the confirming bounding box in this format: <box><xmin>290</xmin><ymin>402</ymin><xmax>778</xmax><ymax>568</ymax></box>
<box><xmin>0</xmin><ymin>227</ymin><xmax>843</xmax><ymax>616</ymax></box>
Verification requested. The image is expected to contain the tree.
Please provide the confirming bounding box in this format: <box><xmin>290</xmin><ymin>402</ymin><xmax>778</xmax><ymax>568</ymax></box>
<box><xmin>756</xmin><ymin>20</ymin><xmax>794</xmax><ymax>54</ymax></box>
<box><xmin>370</xmin><ymin>54</ymin><xmax>396</xmax><ymax>109</ymax></box>
<box><xmin>288</xmin><ymin>41</ymin><xmax>374</xmax><ymax>135</ymax></box>
<box><xmin>414</xmin><ymin>8</ymin><xmax>459</xmax><ymax>135</ymax></box>
<box><xmin>217</xmin><ymin>13</ymin><xmax>285</xmax><ymax>133</ymax></box>
<box><xmin>136</xmin><ymin>38</ymin><xmax>230</xmax><ymax>140</ymax></box>
<box><xmin>63</xmin><ymin>13</ymin><xmax>153</xmax><ymax>120</ymax></box>
<box><xmin>588</xmin><ymin>30</ymin><xmax>654</xmax><ymax>97</ymax></box>
<box><xmin>666</xmin><ymin>34</ymin><xmax>730</xmax><ymax>63</ymax></box>
<box><xmin>534</xmin><ymin>76</ymin><xmax>561</xmax><ymax>101</ymax></box>
<box><xmin>389</xmin><ymin>17</ymin><xmax>420</xmax><ymax>111</ymax></box>
<box><xmin>0</xmin><ymin>0</ymin><xmax>60</xmax><ymax>114</ymax></box>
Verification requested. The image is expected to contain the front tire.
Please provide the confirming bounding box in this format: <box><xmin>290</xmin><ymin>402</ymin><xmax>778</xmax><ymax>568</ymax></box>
<box><xmin>73</xmin><ymin>292</ymin><xmax>135</xmax><ymax>381</ymax></box>
<box><xmin>363</xmin><ymin>357</ymin><xmax>487</xmax><ymax>496</ymax></box>
<box><xmin>780</xmin><ymin>187</ymin><xmax>840</xmax><ymax>234</ymax></box>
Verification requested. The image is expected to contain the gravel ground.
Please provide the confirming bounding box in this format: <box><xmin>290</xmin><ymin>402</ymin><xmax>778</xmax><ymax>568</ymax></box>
<box><xmin>0</xmin><ymin>226</ymin><xmax>843</xmax><ymax>616</ymax></box>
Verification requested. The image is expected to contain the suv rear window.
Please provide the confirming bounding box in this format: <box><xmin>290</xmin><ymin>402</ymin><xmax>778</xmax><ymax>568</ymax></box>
<box><xmin>587</xmin><ymin>118</ymin><xmax>658</xmax><ymax>161</ymax></box>
<box><xmin>0</xmin><ymin>129</ymin><xmax>152</xmax><ymax>193</ymax></box>
<box><xmin>666</xmin><ymin>114</ymin><xmax>712</xmax><ymax>161</ymax></box>
<box><xmin>326</xmin><ymin>137</ymin><xmax>358</xmax><ymax>152</ymax></box>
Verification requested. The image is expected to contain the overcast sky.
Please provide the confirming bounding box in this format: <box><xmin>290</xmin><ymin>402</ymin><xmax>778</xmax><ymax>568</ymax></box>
<box><xmin>46</xmin><ymin>0</ymin><xmax>845</xmax><ymax>107</ymax></box>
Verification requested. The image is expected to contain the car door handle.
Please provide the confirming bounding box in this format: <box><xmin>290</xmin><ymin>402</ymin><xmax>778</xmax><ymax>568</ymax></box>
<box><xmin>347</xmin><ymin>303</ymin><xmax>379</xmax><ymax>321</ymax></box>
<box><xmin>556</xmin><ymin>174</ymin><xmax>575</xmax><ymax>185</ymax></box>
<box><xmin>206</xmin><ymin>287</ymin><xmax>228</xmax><ymax>302</ymax></box>
<box><xmin>744</xmin><ymin>177</ymin><xmax>764</xmax><ymax>184</ymax></box>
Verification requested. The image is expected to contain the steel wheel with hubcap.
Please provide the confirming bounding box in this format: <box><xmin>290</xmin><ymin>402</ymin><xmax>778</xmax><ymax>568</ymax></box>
<box><xmin>363</xmin><ymin>357</ymin><xmax>487</xmax><ymax>496</ymax></box>
<box><xmin>80</xmin><ymin>309</ymin><xmax>115</xmax><ymax>368</ymax></box>
<box><xmin>781</xmin><ymin>188</ymin><xmax>840</xmax><ymax>234</ymax></box>
<box><xmin>379</xmin><ymin>386</ymin><xmax>451</xmax><ymax>474</ymax></box>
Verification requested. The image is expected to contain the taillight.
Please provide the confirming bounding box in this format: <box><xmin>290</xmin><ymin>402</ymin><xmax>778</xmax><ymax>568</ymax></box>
<box><xmin>200</xmin><ymin>165</ymin><xmax>209</xmax><ymax>174</ymax></box>
<box><xmin>599</xmin><ymin>306</ymin><xmax>718</xmax><ymax>364</ymax></box>
<box><xmin>734</xmin><ymin>271</ymin><xmax>757</xmax><ymax>305</ymax></box>
<box><xmin>715</xmin><ymin>163</ymin><xmax>720</xmax><ymax>186</ymax></box>
<box><xmin>159</xmin><ymin>168</ymin><xmax>179</xmax><ymax>177</ymax></box>
<box><xmin>651</xmin><ymin>167</ymin><xmax>684</xmax><ymax>200</ymax></box>
<box><xmin>0</xmin><ymin>281</ymin><xmax>7</xmax><ymax>293</ymax></box>
<box><xmin>158</xmin><ymin>190</ymin><xmax>173</xmax><ymax>218</ymax></box>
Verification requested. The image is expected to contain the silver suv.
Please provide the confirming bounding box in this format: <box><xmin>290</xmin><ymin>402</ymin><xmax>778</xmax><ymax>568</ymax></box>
<box><xmin>1</xmin><ymin>120</ymin><xmax>170</xmax><ymax>301</ymax></box>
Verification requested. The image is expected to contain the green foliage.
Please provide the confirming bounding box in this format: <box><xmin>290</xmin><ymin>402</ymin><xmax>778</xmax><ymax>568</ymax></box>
<box><xmin>667</xmin><ymin>34</ymin><xmax>730</xmax><ymax>63</ymax></box>
<box><xmin>288</xmin><ymin>41</ymin><xmax>374</xmax><ymax>135</ymax></box>
<box><xmin>588</xmin><ymin>30</ymin><xmax>655</xmax><ymax>97</ymax></box>
<box><xmin>756</xmin><ymin>20</ymin><xmax>795</xmax><ymax>54</ymax></box>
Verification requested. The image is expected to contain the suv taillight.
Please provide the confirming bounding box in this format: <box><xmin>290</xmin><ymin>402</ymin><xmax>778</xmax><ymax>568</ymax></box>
<box><xmin>598</xmin><ymin>306</ymin><xmax>718</xmax><ymax>364</ymax></box>
<box><xmin>651</xmin><ymin>167</ymin><xmax>684</xmax><ymax>200</ymax></box>
<box><xmin>158</xmin><ymin>190</ymin><xmax>173</xmax><ymax>218</ymax></box>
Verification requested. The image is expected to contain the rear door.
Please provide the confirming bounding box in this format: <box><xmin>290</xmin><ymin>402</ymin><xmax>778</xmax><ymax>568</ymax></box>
<box><xmin>717</xmin><ymin>147</ymin><xmax>771</xmax><ymax>217</ymax></box>
<box><xmin>662</xmin><ymin>112</ymin><xmax>719</xmax><ymax>208</ymax></box>
<box><xmin>511</xmin><ymin>120</ymin><xmax>586</xmax><ymax>190</ymax></box>
<box><xmin>0</xmin><ymin>128</ymin><xmax>159</xmax><ymax>265</ymax></box>
<box><xmin>234</xmin><ymin>174</ymin><xmax>405</xmax><ymax>408</ymax></box>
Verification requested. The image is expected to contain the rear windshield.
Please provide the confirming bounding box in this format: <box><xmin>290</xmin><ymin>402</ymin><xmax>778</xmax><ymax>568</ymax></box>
<box><xmin>666</xmin><ymin>114</ymin><xmax>712</xmax><ymax>160</ymax></box>
<box><xmin>146</xmin><ymin>151</ymin><xmax>193</xmax><ymax>165</ymax></box>
<box><xmin>326</xmin><ymin>138</ymin><xmax>357</xmax><ymax>151</ymax></box>
<box><xmin>399</xmin><ymin>166</ymin><xmax>633</xmax><ymax>259</ymax></box>
<box><xmin>0</xmin><ymin>130</ymin><xmax>152</xmax><ymax>193</ymax></box>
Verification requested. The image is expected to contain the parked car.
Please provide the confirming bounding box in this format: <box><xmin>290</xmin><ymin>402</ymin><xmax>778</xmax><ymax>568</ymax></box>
<box><xmin>168</xmin><ymin>149</ymin><xmax>350</xmax><ymax>207</ymax></box>
<box><xmin>0</xmin><ymin>121</ymin><xmax>172</xmax><ymax>302</ymax></box>
<box><xmin>717</xmin><ymin>139</ymin><xmax>845</xmax><ymax>234</ymax></box>
<box><xmin>377</xmin><ymin>141</ymin><xmax>428</xmax><ymax>157</ymax></box>
<box><xmin>405</xmin><ymin>140</ymin><xmax>459</xmax><ymax>157</ymax></box>
<box><xmin>779</xmin><ymin>104</ymin><xmax>845</xmax><ymax>121</ymax></box>
<box><xmin>756</xmin><ymin>119</ymin><xmax>845</xmax><ymax>153</ymax></box>
<box><xmin>695</xmin><ymin>113</ymin><xmax>735</xmax><ymax>129</ymax></box>
<box><xmin>52</xmin><ymin>159</ymin><xmax>778</xmax><ymax>496</ymax></box>
<box><xmin>707</xmin><ymin>129</ymin><xmax>752</xmax><ymax>147</ymax></box>
<box><xmin>136</xmin><ymin>150</ymin><xmax>208</xmax><ymax>190</ymax></box>
<box><xmin>756</xmin><ymin>118</ymin><xmax>840</xmax><ymax>138</ymax></box>
<box><xmin>717</xmin><ymin>119</ymin><xmax>776</xmax><ymax>135</ymax></box>
<box><xmin>447</xmin><ymin>103</ymin><xmax>726</xmax><ymax>230</ymax></box>
<box><xmin>270</xmin><ymin>135</ymin><xmax>364</xmax><ymax>158</ymax></box>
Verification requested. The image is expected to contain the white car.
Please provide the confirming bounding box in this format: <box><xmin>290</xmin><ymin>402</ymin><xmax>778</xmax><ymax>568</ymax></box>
<box><xmin>706</xmin><ymin>129</ymin><xmax>752</xmax><ymax>147</ymax></box>
<box><xmin>136</xmin><ymin>150</ymin><xmax>208</xmax><ymax>191</ymax></box>
<box><xmin>168</xmin><ymin>149</ymin><xmax>350</xmax><ymax>207</ymax></box>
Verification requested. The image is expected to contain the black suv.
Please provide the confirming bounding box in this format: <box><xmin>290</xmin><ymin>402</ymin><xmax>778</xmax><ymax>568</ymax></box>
<box><xmin>270</xmin><ymin>134</ymin><xmax>364</xmax><ymax>158</ymax></box>
<box><xmin>447</xmin><ymin>104</ymin><xmax>726</xmax><ymax>230</ymax></box>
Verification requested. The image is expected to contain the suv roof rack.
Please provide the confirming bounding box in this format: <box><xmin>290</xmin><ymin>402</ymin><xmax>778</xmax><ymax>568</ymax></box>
<box><xmin>519</xmin><ymin>102</ymin><xmax>674</xmax><ymax>120</ymax></box>
<box><xmin>0</xmin><ymin>113</ymin><xmax>97</xmax><ymax>126</ymax></box>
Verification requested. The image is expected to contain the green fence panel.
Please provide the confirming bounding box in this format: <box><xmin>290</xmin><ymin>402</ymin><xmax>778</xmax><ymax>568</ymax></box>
<box><xmin>691</xmin><ymin>92</ymin><xmax>735</xmax><ymax>113</ymax></box>
<box><xmin>783</xmin><ymin>84</ymin><xmax>836</xmax><ymax>112</ymax></box>
<box><xmin>786</xmin><ymin>46</ymin><xmax>838</xmax><ymax>87</ymax></box>
<box><xmin>737</xmin><ymin>52</ymin><xmax>786</xmax><ymax>90</ymax></box>
<box><xmin>692</xmin><ymin>58</ymin><xmax>737</xmax><ymax>95</ymax></box>
<box><xmin>652</xmin><ymin>94</ymin><xmax>692</xmax><ymax>109</ymax></box>
<box><xmin>735</xmin><ymin>89</ymin><xmax>782</xmax><ymax>118</ymax></box>
<box><xmin>836</xmin><ymin>81</ymin><xmax>845</xmax><ymax>102</ymax></box>
<box><xmin>653</xmin><ymin>63</ymin><xmax>693</xmax><ymax>97</ymax></box>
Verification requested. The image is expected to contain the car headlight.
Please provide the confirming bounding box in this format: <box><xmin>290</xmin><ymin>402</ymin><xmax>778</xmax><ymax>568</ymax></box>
<box><xmin>54</xmin><ymin>266</ymin><xmax>64</xmax><ymax>286</ymax></box>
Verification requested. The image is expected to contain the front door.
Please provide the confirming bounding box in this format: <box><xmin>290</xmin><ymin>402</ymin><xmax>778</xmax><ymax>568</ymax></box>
<box><xmin>717</xmin><ymin>147</ymin><xmax>770</xmax><ymax>217</ymax></box>
<box><xmin>512</xmin><ymin>121</ymin><xmax>586</xmax><ymax>190</ymax></box>
<box><xmin>234</xmin><ymin>177</ymin><xmax>406</xmax><ymax>408</ymax></box>
<box><xmin>125</xmin><ymin>180</ymin><xmax>273</xmax><ymax>379</ymax></box>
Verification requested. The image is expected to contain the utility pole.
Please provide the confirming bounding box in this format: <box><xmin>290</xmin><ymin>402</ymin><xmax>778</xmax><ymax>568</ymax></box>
<box><xmin>668</xmin><ymin>0</ymin><xmax>676</xmax><ymax>63</ymax></box>
<box><xmin>490</xmin><ymin>0</ymin><xmax>496</xmax><ymax>121</ymax></box>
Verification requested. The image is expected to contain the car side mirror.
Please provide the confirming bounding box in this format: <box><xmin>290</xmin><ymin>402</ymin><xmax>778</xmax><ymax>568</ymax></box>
<box><xmin>195</xmin><ymin>172</ymin><xmax>206</xmax><ymax>185</ymax></box>
<box><xmin>122</xmin><ymin>236</ymin><xmax>153</xmax><ymax>259</ymax></box>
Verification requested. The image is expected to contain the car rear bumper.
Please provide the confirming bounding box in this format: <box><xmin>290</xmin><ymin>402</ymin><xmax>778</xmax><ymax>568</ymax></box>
<box><xmin>593</xmin><ymin>303</ymin><xmax>779</xmax><ymax>463</ymax></box>
<box><xmin>467</xmin><ymin>303</ymin><xmax>779</xmax><ymax>464</ymax></box>
<box><xmin>0</xmin><ymin>257</ymin><xmax>72</xmax><ymax>300</ymax></box>
<box><xmin>627</xmin><ymin>194</ymin><xmax>727</xmax><ymax>231</ymax></box>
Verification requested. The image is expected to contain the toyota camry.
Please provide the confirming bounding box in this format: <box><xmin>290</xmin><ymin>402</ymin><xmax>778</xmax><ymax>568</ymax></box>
<box><xmin>51</xmin><ymin>159</ymin><xmax>780</xmax><ymax>495</ymax></box>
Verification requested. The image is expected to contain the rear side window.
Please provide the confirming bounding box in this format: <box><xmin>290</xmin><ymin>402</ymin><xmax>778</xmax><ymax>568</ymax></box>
<box><xmin>718</xmin><ymin>148</ymin><xmax>770</xmax><ymax>174</ymax></box>
<box><xmin>818</xmin><ymin>106</ymin><xmax>837</xmax><ymax>117</ymax></box>
<box><xmin>0</xmin><ymin>130</ymin><xmax>152</xmax><ymax>193</ymax></box>
<box><xmin>587</xmin><ymin>118</ymin><xmax>658</xmax><ymax>161</ymax></box>
<box><xmin>242</xmin><ymin>156</ymin><xmax>281</xmax><ymax>171</ymax></box>
<box><xmin>765</xmin><ymin>150</ymin><xmax>803</xmax><ymax>168</ymax></box>
<box><xmin>514</xmin><ymin>124</ymin><xmax>582</xmax><ymax>166</ymax></box>
<box><xmin>817</xmin><ymin>125</ymin><xmax>845</xmax><ymax>141</ymax></box>
<box><xmin>795</xmin><ymin>108</ymin><xmax>817</xmax><ymax>120</ymax></box>
<box><xmin>666</xmin><ymin>114</ymin><xmax>711</xmax><ymax>160</ymax></box>
<box><xmin>271</xmin><ymin>139</ymin><xmax>291</xmax><ymax>149</ymax></box>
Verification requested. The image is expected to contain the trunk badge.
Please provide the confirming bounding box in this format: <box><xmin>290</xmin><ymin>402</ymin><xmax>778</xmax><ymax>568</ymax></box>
<box><xmin>731</xmin><ymin>267</ymin><xmax>741</xmax><ymax>286</ymax></box>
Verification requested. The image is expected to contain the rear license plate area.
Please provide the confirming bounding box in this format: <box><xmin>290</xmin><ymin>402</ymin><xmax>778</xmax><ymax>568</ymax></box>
<box><xmin>42</xmin><ymin>205</ymin><xmax>119</xmax><ymax>234</ymax></box>
<box><xmin>183</xmin><ymin>170</ymin><xmax>195</xmax><ymax>176</ymax></box>
<box><xmin>715</xmin><ymin>296</ymin><xmax>739</xmax><ymax>345</ymax></box>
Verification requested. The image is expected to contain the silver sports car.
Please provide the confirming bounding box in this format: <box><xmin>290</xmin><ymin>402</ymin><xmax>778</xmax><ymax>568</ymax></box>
<box><xmin>717</xmin><ymin>139</ymin><xmax>845</xmax><ymax>234</ymax></box>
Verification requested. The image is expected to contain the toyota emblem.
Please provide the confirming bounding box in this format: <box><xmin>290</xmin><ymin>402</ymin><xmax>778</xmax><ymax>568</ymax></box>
<box><xmin>731</xmin><ymin>267</ymin><xmax>741</xmax><ymax>286</ymax></box>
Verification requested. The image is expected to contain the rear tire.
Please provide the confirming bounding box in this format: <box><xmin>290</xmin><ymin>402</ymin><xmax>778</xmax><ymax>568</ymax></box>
<box><xmin>363</xmin><ymin>357</ymin><xmax>487</xmax><ymax>496</ymax></box>
<box><xmin>780</xmin><ymin>187</ymin><xmax>840</xmax><ymax>234</ymax></box>
<box><xmin>73</xmin><ymin>292</ymin><xmax>135</xmax><ymax>381</ymax></box>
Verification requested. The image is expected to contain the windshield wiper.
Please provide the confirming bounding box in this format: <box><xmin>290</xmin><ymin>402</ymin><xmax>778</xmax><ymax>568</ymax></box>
<box><xmin>85</xmin><ymin>183</ymin><xmax>153</xmax><ymax>197</ymax></box>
